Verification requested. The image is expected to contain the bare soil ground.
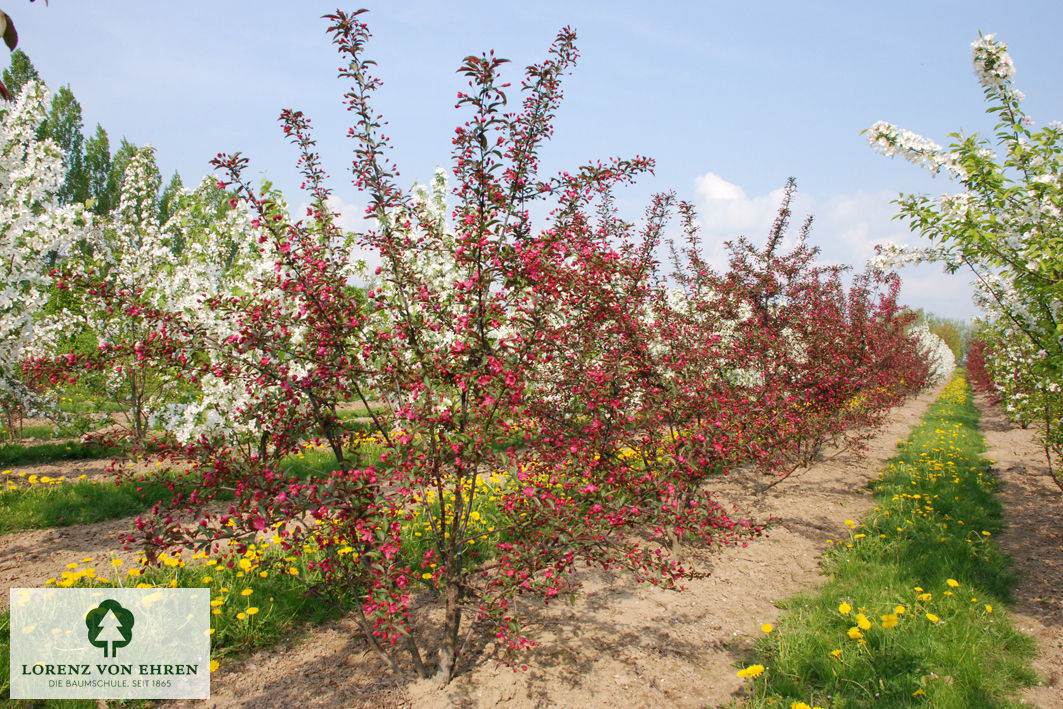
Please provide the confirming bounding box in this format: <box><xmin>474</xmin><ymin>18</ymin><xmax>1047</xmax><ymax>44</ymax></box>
<box><xmin>6</xmin><ymin>383</ymin><xmax>1061</xmax><ymax>707</ymax></box>
<box><xmin>0</xmin><ymin>515</ymin><xmax>146</xmax><ymax>604</ymax></box>
<box><xmin>974</xmin><ymin>392</ymin><xmax>1063</xmax><ymax>707</ymax></box>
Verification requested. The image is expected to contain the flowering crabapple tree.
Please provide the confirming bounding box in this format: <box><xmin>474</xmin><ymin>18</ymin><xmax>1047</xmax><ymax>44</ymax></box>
<box><xmin>45</xmin><ymin>147</ymin><xmax>272</xmax><ymax>448</ymax></box>
<box><xmin>49</xmin><ymin>11</ymin><xmax>761</xmax><ymax>683</ymax></box>
<box><xmin>964</xmin><ymin>337</ymin><xmax>998</xmax><ymax>401</ymax></box>
<box><xmin>139</xmin><ymin>174</ymin><xmax>273</xmax><ymax>450</ymax></box>
<box><xmin>0</xmin><ymin>79</ymin><xmax>89</xmax><ymax>439</ymax></box>
<box><xmin>970</xmin><ymin>313</ymin><xmax>1063</xmax><ymax>483</ymax></box>
<box><xmin>867</xmin><ymin>32</ymin><xmax>1063</xmax><ymax>475</ymax></box>
<box><xmin>908</xmin><ymin>322</ymin><xmax>956</xmax><ymax>384</ymax></box>
<box><xmin>68</xmin><ymin>146</ymin><xmax>172</xmax><ymax>441</ymax></box>
<box><xmin>653</xmin><ymin>180</ymin><xmax>931</xmax><ymax>494</ymax></box>
<box><xmin>45</xmin><ymin>10</ymin><xmax>940</xmax><ymax>684</ymax></box>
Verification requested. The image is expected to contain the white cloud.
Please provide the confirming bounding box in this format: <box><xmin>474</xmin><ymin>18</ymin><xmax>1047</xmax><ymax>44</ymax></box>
<box><xmin>892</xmin><ymin>264</ymin><xmax>978</xmax><ymax>322</ymax></box>
<box><xmin>295</xmin><ymin>194</ymin><xmax>383</xmax><ymax>278</ymax></box>
<box><xmin>685</xmin><ymin>172</ymin><xmax>977</xmax><ymax>320</ymax></box>
<box><xmin>694</xmin><ymin>172</ymin><xmax>748</xmax><ymax>201</ymax></box>
<box><xmin>327</xmin><ymin>194</ymin><xmax>371</xmax><ymax>235</ymax></box>
<box><xmin>692</xmin><ymin>172</ymin><xmax>807</xmax><ymax>241</ymax></box>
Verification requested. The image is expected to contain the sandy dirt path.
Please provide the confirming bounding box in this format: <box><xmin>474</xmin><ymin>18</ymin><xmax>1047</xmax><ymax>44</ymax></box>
<box><xmin>0</xmin><ymin>516</ymin><xmax>144</xmax><ymax>607</ymax></box>
<box><xmin>974</xmin><ymin>392</ymin><xmax>1063</xmax><ymax>707</ymax></box>
<box><xmin>171</xmin><ymin>381</ymin><xmax>945</xmax><ymax>709</ymax></box>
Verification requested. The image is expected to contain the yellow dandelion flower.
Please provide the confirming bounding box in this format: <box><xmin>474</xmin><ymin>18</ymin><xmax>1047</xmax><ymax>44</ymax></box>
<box><xmin>246</xmin><ymin>607</ymin><xmax>259</xmax><ymax>615</ymax></box>
<box><xmin>210</xmin><ymin>660</ymin><xmax>219</xmax><ymax>672</ymax></box>
<box><xmin>856</xmin><ymin>614</ymin><xmax>871</xmax><ymax>631</ymax></box>
<box><xmin>946</xmin><ymin>578</ymin><xmax>959</xmax><ymax>587</ymax></box>
<box><xmin>985</xmin><ymin>604</ymin><xmax>993</xmax><ymax>613</ymax></box>
<box><xmin>847</xmin><ymin>627</ymin><xmax>863</xmax><ymax>640</ymax></box>
<box><xmin>736</xmin><ymin>664</ymin><xmax>765</xmax><ymax>679</ymax></box>
<box><xmin>880</xmin><ymin>614</ymin><xmax>898</xmax><ymax>629</ymax></box>
<box><xmin>830</xmin><ymin>649</ymin><xmax>842</xmax><ymax>658</ymax></box>
<box><xmin>925</xmin><ymin>612</ymin><xmax>940</xmax><ymax>623</ymax></box>
<box><xmin>240</xmin><ymin>589</ymin><xmax>253</xmax><ymax>596</ymax></box>
<box><xmin>761</xmin><ymin>623</ymin><xmax>773</xmax><ymax>633</ymax></box>
<box><xmin>838</xmin><ymin>602</ymin><xmax>852</xmax><ymax>615</ymax></box>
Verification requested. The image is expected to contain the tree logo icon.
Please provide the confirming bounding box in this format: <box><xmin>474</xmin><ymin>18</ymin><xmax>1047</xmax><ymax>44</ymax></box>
<box><xmin>85</xmin><ymin>599</ymin><xmax>135</xmax><ymax>658</ymax></box>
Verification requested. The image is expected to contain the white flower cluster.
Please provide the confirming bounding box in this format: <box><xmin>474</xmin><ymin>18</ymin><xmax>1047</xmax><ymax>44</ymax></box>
<box><xmin>940</xmin><ymin>192</ymin><xmax>971</xmax><ymax>220</ymax></box>
<box><xmin>970</xmin><ymin>272</ymin><xmax>1046</xmax><ymax>336</ymax></box>
<box><xmin>867</xmin><ymin>121</ymin><xmax>943</xmax><ymax>175</ymax></box>
<box><xmin>971</xmin><ymin>34</ymin><xmax>1017</xmax><ymax>95</ymax></box>
<box><xmin>780</xmin><ymin>326</ymin><xmax>808</xmax><ymax>366</ymax></box>
<box><xmin>867</xmin><ymin>242</ymin><xmax>962</xmax><ymax>272</ymax></box>
<box><xmin>866</xmin><ymin>122</ymin><xmax>970</xmax><ymax>180</ymax></box>
<box><xmin>0</xmin><ymin>81</ymin><xmax>90</xmax><ymax>416</ymax></box>
<box><xmin>909</xmin><ymin>323</ymin><xmax>956</xmax><ymax>383</ymax></box>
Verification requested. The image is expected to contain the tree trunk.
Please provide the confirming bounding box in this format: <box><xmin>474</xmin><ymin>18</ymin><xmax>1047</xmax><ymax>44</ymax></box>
<box><xmin>438</xmin><ymin>578</ymin><xmax>463</xmax><ymax>682</ymax></box>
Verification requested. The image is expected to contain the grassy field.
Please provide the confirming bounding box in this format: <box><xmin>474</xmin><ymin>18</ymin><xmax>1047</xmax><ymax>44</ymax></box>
<box><xmin>730</xmin><ymin>372</ymin><xmax>1037</xmax><ymax>708</ymax></box>
<box><xmin>0</xmin><ymin>441</ymin><xmax>120</xmax><ymax>468</ymax></box>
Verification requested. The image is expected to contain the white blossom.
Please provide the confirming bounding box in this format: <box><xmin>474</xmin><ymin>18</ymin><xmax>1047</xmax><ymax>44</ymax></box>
<box><xmin>0</xmin><ymin>80</ymin><xmax>91</xmax><ymax>418</ymax></box>
<box><xmin>908</xmin><ymin>323</ymin><xmax>956</xmax><ymax>383</ymax></box>
<box><xmin>971</xmin><ymin>34</ymin><xmax>1016</xmax><ymax>94</ymax></box>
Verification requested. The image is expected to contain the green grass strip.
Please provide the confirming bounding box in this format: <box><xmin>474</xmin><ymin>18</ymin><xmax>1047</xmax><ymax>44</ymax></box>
<box><xmin>0</xmin><ymin>474</ymin><xmax>199</xmax><ymax>535</ymax></box>
<box><xmin>730</xmin><ymin>371</ymin><xmax>1038</xmax><ymax>708</ymax></box>
<box><xmin>0</xmin><ymin>440</ymin><xmax>381</xmax><ymax>536</ymax></box>
<box><xmin>0</xmin><ymin>423</ymin><xmax>62</xmax><ymax>440</ymax></box>
<box><xmin>0</xmin><ymin>441</ymin><xmax>120</xmax><ymax>468</ymax></box>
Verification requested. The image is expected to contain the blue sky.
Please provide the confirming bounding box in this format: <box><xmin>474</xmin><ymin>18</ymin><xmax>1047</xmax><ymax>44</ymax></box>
<box><xmin>11</xmin><ymin>1</ymin><xmax>1063</xmax><ymax>320</ymax></box>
